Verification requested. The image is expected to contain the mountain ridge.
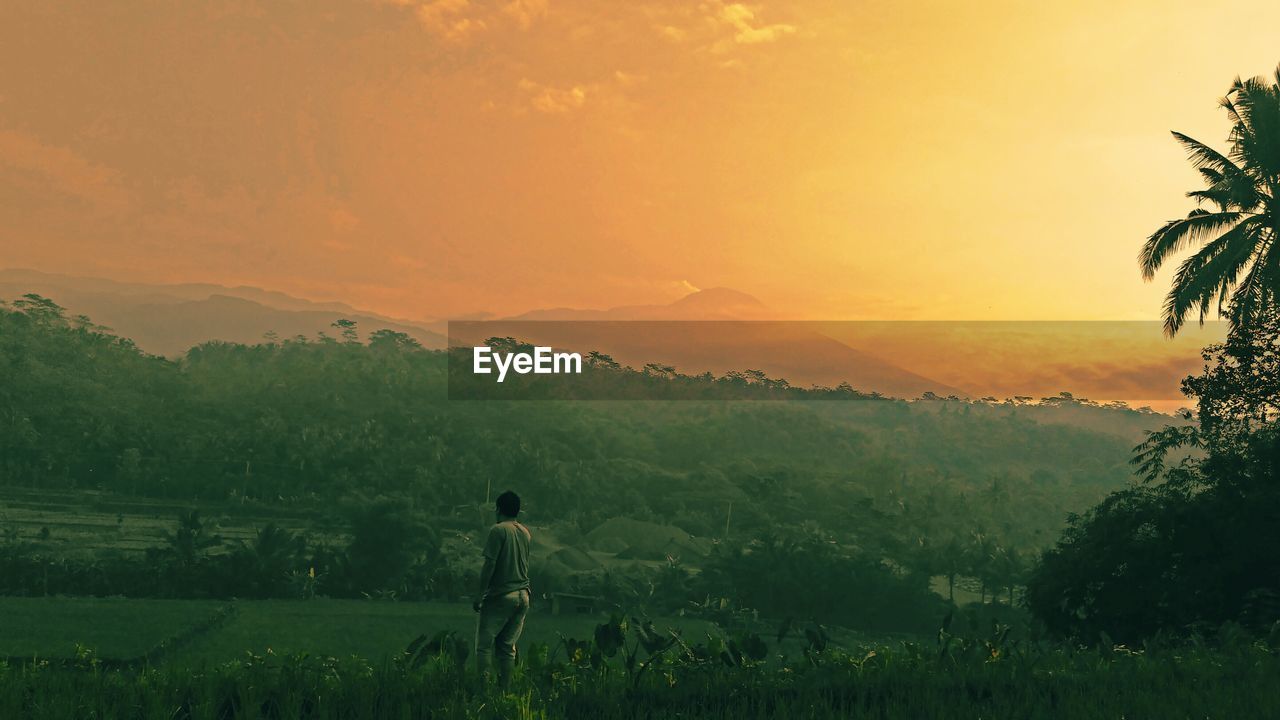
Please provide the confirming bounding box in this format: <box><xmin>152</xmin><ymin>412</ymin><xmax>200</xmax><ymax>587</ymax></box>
<box><xmin>2</xmin><ymin>269</ymin><xmax>965</xmax><ymax>399</ymax></box>
<box><xmin>0</xmin><ymin>268</ymin><xmax>445</xmax><ymax>355</ymax></box>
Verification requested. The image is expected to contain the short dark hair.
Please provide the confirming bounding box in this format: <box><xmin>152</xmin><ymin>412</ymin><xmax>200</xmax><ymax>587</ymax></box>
<box><xmin>495</xmin><ymin>490</ymin><xmax>521</xmax><ymax>517</ymax></box>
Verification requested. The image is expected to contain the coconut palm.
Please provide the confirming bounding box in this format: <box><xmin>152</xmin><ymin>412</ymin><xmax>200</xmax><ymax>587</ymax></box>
<box><xmin>1141</xmin><ymin>67</ymin><xmax>1280</xmax><ymax>336</ymax></box>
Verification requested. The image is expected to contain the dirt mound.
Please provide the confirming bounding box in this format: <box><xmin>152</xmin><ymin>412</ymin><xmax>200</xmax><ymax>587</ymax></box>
<box><xmin>614</xmin><ymin>535</ymin><xmax>710</xmax><ymax>561</ymax></box>
<box><xmin>585</xmin><ymin>517</ymin><xmax>710</xmax><ymax>560</ymax></box>
<box><xmin>592</xmin><ymin>536</ymin><xmax>630</xmax><ymax>554</ymax></box>
<box><xmin>549</xmin><ymin>546</ymin><xmax>601</xmax><ymax>572</ymax></box>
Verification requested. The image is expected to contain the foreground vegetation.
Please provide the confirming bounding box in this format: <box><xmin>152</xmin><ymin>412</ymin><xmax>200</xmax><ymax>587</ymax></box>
<box><xmin>4</xmin><ymin>621</ymin><xmax>1280</xmax><ymax>719</ymax></box>
<box><xmin>0</xmin><ymin>596</ymin><xmax>717</xmax><ymax>668</ymax></box>
<box><xmin>1027</xmin><ymin>311</ymin><xmax>1280</xmax><ymax>643</ymax></box>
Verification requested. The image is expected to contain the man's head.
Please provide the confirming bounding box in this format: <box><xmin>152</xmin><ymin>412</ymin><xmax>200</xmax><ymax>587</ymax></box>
<box><xmin>495</xmin><ymin>490</ymin><xmax>521</xmax><ymax>520</ymax></box>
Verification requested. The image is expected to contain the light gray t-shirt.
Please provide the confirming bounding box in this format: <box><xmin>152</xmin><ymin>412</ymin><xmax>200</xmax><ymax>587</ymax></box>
<box><xmin>482</xmin><ymin>519</ymin><xmax>531</xmax><ymax>598</ymax></box>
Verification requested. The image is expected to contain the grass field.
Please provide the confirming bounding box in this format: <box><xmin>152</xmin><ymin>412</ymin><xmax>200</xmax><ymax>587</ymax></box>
<box><xmin>1</xmin><ymin>597</ymin><xmax>1277</xmax><ymax>718</ymax></box>
<box><xmin>0</xmin><ymin>596</ymin><xmax>718</xmax><ymax>666</ymax></box>
<box><xmin>0</xmin><ymin>487</ymin><xmax>329</xmax><ymax>558</ymax></box>
<box><xmin>0</xmin><ymin>597</ymin><xmax>227</xmax><ymax>660</ymax></box>
<box><xmin>0</xmin><ymin>623</ymin><xmax>1276</xmax><ymax>719</ymax></box>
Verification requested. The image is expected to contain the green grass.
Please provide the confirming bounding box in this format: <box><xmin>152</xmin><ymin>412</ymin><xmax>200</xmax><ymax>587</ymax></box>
<box><xmin>169</xmin><ymin>598</ymin><xmax>717</xmax><ymax>665</ymax></box>
<box><xmin>0</xmin><ymin>635</ymin><xmax>1277</xmax><ymax>719</ymax></box>
<box><xmin>0</xmin><ymin>596</ymin><xmax>226</xmax><ymax>660</ymax></box>
<box><xmin>0</xmin><ymin>596</ymin><xmax>716</xmax><ymax>665</ymax></box>
<box><xmin>1</xmin><ymin>595</ymin><xmax>1276</xmax><ymax>718</ymax></box>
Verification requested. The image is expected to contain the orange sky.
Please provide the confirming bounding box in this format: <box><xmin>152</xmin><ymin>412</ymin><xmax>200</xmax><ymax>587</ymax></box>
<box><xmin>3</xmin><ymin>1</ymin><xmax>1279</xmax><ymax>321</ymax></box>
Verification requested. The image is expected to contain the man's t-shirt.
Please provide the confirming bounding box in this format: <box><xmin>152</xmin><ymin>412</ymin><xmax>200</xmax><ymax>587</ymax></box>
<box><xmin>482</xmin><ymin>519</ymin><xmax>531</xmax><ymax>598</ymax></box>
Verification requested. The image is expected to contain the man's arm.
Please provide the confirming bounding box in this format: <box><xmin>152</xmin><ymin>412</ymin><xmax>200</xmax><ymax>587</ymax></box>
<box><xmin>473</xmin><ymin>526</ymin><xmax>502</xmax><ymax>612</ymax></box>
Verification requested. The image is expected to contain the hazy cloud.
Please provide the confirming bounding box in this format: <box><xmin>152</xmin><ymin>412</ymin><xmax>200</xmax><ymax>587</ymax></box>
<box><xmin>7</xmin><ymin>0</ymin><xmax>1264</xmax><ymax>323</ymax></box>
<box><xmin>379</xmin><ymin>0</ymin><xmax>547</xmax><ymax>42</ymax></box>
<box><xmin>1035</xmin><ymin>356</ymin><xmax>1202</xmax><ymax>399</ymax></box>
<box><xmin>518</xmin><ymin>78</ymin><xmax>587</xmax><ymax>113</ymax></box>
<box><xmin>0</xmin><ymin>129</ymin><xmax>131</xmax><ymax>214</ymax></box>
<box><xmin>657</xmin><ymin>25</ymin><xmax>686</xmax><ymax>42</ymax></box>
<box><xmin>718</xmin><ymin>3</ymin><xmax>796</xmax><ymax>46</ymax></box>
<box><xmin>502</xmin><ymin>0</ymin><xmax>549</xmax><ymax>29</ymax></box>
<box><xmin>415</xmin><ymin>0</ymin><xmax>486</xmax><ymax>42</ymax></box>
<box><xmin>613</xmin><ymin>70</ymin><xmax>648</xmax><ymax>87</ymax></box>
<box><xmin>644</xmin><ymin>2</ymin><xmax>797</xmax><ymax>58</ymax></box>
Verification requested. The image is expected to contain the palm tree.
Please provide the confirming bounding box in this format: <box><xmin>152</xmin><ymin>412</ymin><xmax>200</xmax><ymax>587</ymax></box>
<box><xmin>164</xmin><ymin>510</ymin><xmax>221</xmax><ymax>568</ymax></box>
<box><xmin>1140</xmin><ymin>67</ymin><xmax>1280</xmax><ymax>336</ymax></box>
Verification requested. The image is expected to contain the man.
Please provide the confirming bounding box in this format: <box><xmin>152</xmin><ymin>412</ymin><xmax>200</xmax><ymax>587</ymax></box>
<box><xmin>473</xmin><ymin>490</ymin><xmax>531</xmax><ymax>689</ymax></box>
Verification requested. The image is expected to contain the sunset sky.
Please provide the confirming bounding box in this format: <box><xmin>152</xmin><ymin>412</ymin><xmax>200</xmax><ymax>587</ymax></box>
<box><xmin>3</xmin><ymin>1</ymin><xmax>1280</xmax><ymax>322</ymax></box>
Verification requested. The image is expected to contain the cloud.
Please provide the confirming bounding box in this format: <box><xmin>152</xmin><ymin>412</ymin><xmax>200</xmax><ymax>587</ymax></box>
<box><xmin>414</xmin><ymin>0</ymin><xmax>485</xmax><ymax>42</ymax></box>
<box><xmin>657</xmin><ymin>25</ymin><xmax>687</xmax><ymax>42</ymax></box>
<box><xmin>0</xmin><ymin>128</ymin><xmax>131</xmax><ymax>214</ymax></box>
<box><xmin>718</xmin><ymin>3</ymin><xmax>796</xmax><ymax>46</ymax></box>
<box><xmin>383</xmin><ymin>0</ymin><xmax>546</xmax><ymax>41</ymax></box>
<box><xmin>647</xmin><ymin>2</ymin><xmax>797</xmax><ymax>56</ymax></box>
<box><xmin>329</xmin><ymin>205</ymin><xmax>362</xmax><ymax>233</ymax></box>
<box><xmin>613</xmin><ymin>70</ymin><xmax>648</xmax><ymax>87</ymax></box>
<box><xmin>502</xmin><ymin>0</ymin><xmax>548</xmax><ymax>29</ymax></box>
<box><xmin>1037</xmin><ymin>356</ymin><xmax>1202</xmax><ymax>399</ymax></box>
<box><xmin>518</xmin><ymin>78</ymin><xmax>588</xmax><ymax>113</ymax></box>
<box><xmin>676</xmin><ymin>279</ymin><xmax>702</xmax><ymax>295</ymax></box>
<box><xmin>514</xmin><ymin>71</ymin><xmax>640</xmax><ymax>117</ymax></box>
<box><xmin>937</xmin><ymin>353</ymin><xmax>1202</xmax><ymax>401</ymax></box>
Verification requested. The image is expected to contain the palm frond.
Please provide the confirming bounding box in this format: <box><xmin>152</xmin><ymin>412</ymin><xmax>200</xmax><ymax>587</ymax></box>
<box><xmin>1140</xmin><ymin>210</ymin><xmax>1243</xmax><ymax>281</ymax></box>
<box><xmin>1227</xmin><ymin>238</ymin><xmax>1280</xmax><ymax>328</ymax></box>
<box><xmin>1147</xmin><ymin>70</ymin><xmax>1280</xmax><ymax>336</ymax></box>
<box><xmin>1236</xmin><ymin>81</ymin><xmax>1280</xmax><ymax>179</ymax></box>
<box><xmin>1171</xmin><ymin>131</ymin><xmax>1241</xmax><ymax>175</ymax></box>
<box><xmin>1220</xmin><ymin>79</ymin><xmax>1246</xmax><ymax>126</ymax></box>
<box><xmin>1197</xmin><ymin>222</ymin><xmax>1267</xmax><ymax>317</ymax></box>
<box><xmin>1160</xmin><ymin>220</ymin><xmax>1261</xmax><ymax>335</ymax></box>
<box><xmin>1196</xmin><ymin>167</ymin><xmax>1226</xmax><ymax>187</ymax></box>
<box><xmin>1185</xmin><ymin>190</ymin><xmax>1224</xmax><ymax>209</ymax></box>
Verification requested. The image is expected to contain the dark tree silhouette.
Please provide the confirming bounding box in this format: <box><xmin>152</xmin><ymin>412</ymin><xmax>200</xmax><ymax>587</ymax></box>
<box><xmin>1141</xmin><ymin>66</ymin><xmax>1280</xmax><ymax>336</ymax></box>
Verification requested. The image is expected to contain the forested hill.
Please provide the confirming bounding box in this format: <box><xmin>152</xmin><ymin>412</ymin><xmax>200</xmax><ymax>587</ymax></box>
<box><xmin>2</xmin><ymin>295</ymin><xmax>1179</xmax><ymax>552</ymax></box>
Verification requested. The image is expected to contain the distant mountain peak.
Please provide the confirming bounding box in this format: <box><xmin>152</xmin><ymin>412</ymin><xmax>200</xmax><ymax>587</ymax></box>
<box><xmin>669</xmin><ymin>287</ymin><xmax>767</xmax><ymax>311</ymax></box>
